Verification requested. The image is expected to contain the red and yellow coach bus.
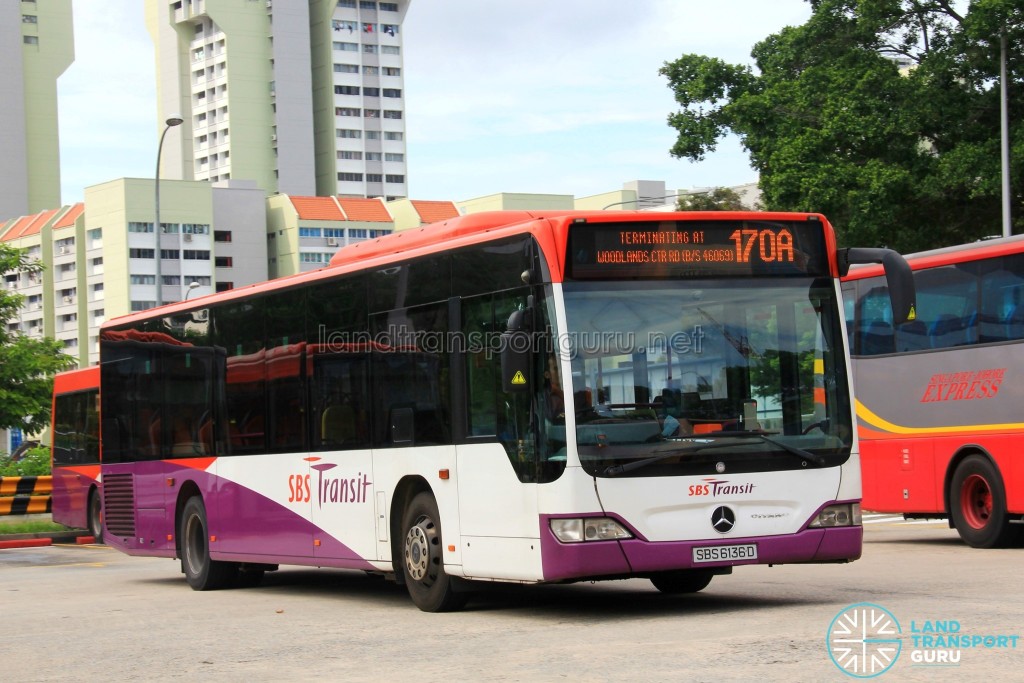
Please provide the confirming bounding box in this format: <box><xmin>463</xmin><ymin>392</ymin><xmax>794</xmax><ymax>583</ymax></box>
<box><xmin>50</xmin><ymin>366</ymin><xmax>102</xmax><ymax>539</ymax></box>
<box><xmin>843</xmin><ymin>234</ymin><xmax>1024</xmax><ymax>548</ymax></box>
<box><xmin>98</xmin><ymin>210</ymin><xmax>912</xmax><ymax>611</ymax></box>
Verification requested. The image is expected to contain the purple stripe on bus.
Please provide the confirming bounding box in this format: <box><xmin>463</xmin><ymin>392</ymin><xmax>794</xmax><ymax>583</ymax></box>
<box><xmin>104</xmin><ymin>461</ymin><xmax>375</xmax><ymax>571</ymax></box>
<box><xmin>539</xmin><ymin>513</ymin><xmax>861</xmax><ymax>581</ymax></box>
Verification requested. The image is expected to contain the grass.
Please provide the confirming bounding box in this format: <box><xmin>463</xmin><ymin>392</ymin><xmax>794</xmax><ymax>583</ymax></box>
<box><xmin>0</xmin><ymin>519</ymin><xmax>75</xmax><ymax>535</ymax></box>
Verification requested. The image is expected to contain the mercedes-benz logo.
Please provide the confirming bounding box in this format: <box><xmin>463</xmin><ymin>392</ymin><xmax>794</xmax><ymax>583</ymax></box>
<box><xmin>711</xmin><ymin>506</ymin><xmax>735</xmax><ymax>534</ymax></box>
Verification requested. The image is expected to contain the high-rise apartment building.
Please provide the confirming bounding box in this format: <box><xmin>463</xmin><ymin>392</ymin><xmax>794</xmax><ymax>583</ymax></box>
<box><xmin>146</xmin><ymin>0</ymin><xmax>410</xmax><ymax>200</ymax></box>
<box><xmin>0</xmin><ymin>1</ymin><xmax>73</xmax><ymax>219</ymax></box>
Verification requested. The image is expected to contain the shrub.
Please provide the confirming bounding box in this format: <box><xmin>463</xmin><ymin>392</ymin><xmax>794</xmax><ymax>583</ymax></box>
<box><xmin>0</xmin><ymin>446</ymin><xmax>51</xmax><ymax>476</ymax></box>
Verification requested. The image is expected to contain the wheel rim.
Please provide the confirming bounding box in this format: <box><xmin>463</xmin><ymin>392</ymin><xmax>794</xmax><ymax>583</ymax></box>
<box><xmin>404</xmin><ymin>515</ymin><xmax>437</xmax><ymax>584</ymax></box>
<box><xmin>960</xmin><ymin>474</ymin><xmax>993</xmax><ymax>530</ymax></box>
<box><xmin>184</xmin><ymin>514</ymin><xmax>205</xmax><ymax>575</ymax></box>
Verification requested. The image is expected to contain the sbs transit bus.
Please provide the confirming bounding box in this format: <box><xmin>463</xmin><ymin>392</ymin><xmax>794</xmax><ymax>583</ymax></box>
<box><xmin>50</xmin><ymin>366</ymin><xmax>103</xmax><ymax>539</ymax></box>
<box><xmin>98</xmin><ymin>210</ymin><xmax>913</xmax><ymax>611</ymax></box>
<box><xmin>844</xmin><ymin>233</ymin><xmax>1024</xmax><ymax>548</ymax></box>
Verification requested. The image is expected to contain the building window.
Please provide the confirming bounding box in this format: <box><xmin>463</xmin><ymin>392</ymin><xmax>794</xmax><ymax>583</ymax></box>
<box><xmin>363</xmin><ymin>87</ymin><xmax>380</xmax><ymax>97</ymax></box>
<box><xmin>383</xmin><ymin>110</ymin><xmax>402</xmax><ymax>119</ymax></box>
<box><xmin>383</xmin><ymin>67</ymin><xmax>401</xmax><ymax>76</ymax></box>
<box><xmin>214</xmin><ymin>230</ymin><xmax>232</xmax><ymax>242</ymax></box>
<box><xmin>162</xmin><ymin>276</ymin><xmax>181</xmax><ymax>286</ymax></box>
<box><xmin>366</xmin><ymin>174</ymin><xmax>383</xmax><ymax>182</ymax></box>
<box><xmin>380</xmin><ymin>24</ymin><xmax>399</xmax><ymax>36</ymax></box>
<box><xmin>385</xmin><ymin>153</ymin><xmax>404</xmax><ymax>162</ymax></box>
<box><xmin>160</xmin><ymin>249</ymin><xmax>180</xmax><ymax>260</ymax></box>
<box><xmin>131</xmin><ymin>301</ymin><xmax>156</xmax><ymax>312</ymax></box>
<box><xmin>333</xmin><ymin>42</ymin><xmax>358</xmax><ymax>52</ymax></box>
<box><xmin>216</xmin><ymin>282</ymin><xmax>234</xmax><ymax>292</ymax></box>
<box><xmin>363</xmin><ymin>44</ymin><xmax>378</xmax><ymax>54</ymax></box>
<box><xmin>337</xmin><ymin>129</ymin><xmax>362</xmax><ymax>139</ymax></box>
<box><xmin>129</xmin><ymin>248</ymin><xmax>155</xmax><ymax>259</ymax></box>
<box><xmin>324</xmin><ymin>228</ymin><xmax>344</xmax><ymax>238</ymax></box>
<box><xmin>22</xmin><ymin>15</ymin><xmax>38</xmax><ymax>24</ymax></box>
<box><xmin>384</xmin><ymin>132</ymin><xmax>404</xmax><ymax>141</ymax></box>
<box><xmin>366</xmin><ymin>152</ymin><xmax>382</xmax><ymax>161</ymax></box>
<box><xmin>335</xmin><ymin>85</ymin><xmax>360</xmax><ymax>96</ymax></box>
<box><xmin>380</xmin><ymin>3</ymin><xmax>399</xmax><ymax>11</ymax></box>
<box><xmin>366</xmin><ymin>131</ymin><xmax>381</xmax><ymax>140</ymax></box>
<box><xmin>337</xmin><ymin>0</ymin><xmax>356</xmax><ymax>7</ymax></box>
<box><xmin>182</xmin><ymin>223</ymin><xmax>210</xmax><ymax>234</ymax></box>
<box><xmin>386</xmin><ymin>174</ymin><xmax>405</xmax><ymax>183</ymax></box>
<box><xmin>337</xmin><ymin>151</ymin><xmax>363</xmax><ymax>160</ymax></box>
<box><xmin>382</xmin><ymin>88</ymin><xmax>402</xmax><ymax>98</ymax></box>
<box><xmin>381</xmin><ymin>45</ymin><xmax>400</xmax><ymax>55</ymax></box>
<box><xmin>299</xmin><ymin>228</ymin><xmax>323</xmax><ymax>237</ymax></box>
<box><xmin>336</xmin><ymin>107</ymin><xmax>361</xmax><ymax>117</ymax></box>
<box><xmin>364</xmin><ymin>109</ymin><xmax>380</xmax><ymax>118</ymax></box>
<box><xmin>338</xmin><ymin>172</ymin><xmax>364</xmax><ymax>182</ymax></box>
<box><xmin>129</xmin><ymin>222</ymin><xmax>154</xmax><ymax>233</ymax></box>
<box><xmin>130</xmin><ymin>275</ymin><xmax>156</xmax><ymax>285</ymax></box>
<box><xmin>334</xmin><ymin>63</ymin><xmax>359</xmax><ymax>73</ymax></box>
<box><xmin>215</xmin><ymin>256</ymin><xmax>233</xmax><ymax>268</ymax></box>
<box><xmin>23</xmin><ymin>36</ymin><xmax>39</xmax><ymax>45</ymax></box>
<box><xmin>183</xmin><ymin>250</ymin><xmax>210</xmax><ymax>260</ymax></box>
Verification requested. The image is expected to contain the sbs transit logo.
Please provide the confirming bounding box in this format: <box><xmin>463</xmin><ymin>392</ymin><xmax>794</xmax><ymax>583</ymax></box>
<box><xmin>827</xmin><ymin>603</ymin><xmax>902</xmax><ymax>678</ymax></box>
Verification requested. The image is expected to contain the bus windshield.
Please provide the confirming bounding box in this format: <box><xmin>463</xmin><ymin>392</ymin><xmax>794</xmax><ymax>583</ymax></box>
<box><xmin>562</xmin><ymin>277</ymin><xmax>852</xmax><ymax>477</ymax></box>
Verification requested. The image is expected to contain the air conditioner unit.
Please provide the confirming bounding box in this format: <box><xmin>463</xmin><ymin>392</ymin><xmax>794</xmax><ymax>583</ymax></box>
<box><xmin>63</xmin><ymin>296</ymin><xmax>73</xmax><ymax>303</ymax></box>
<box><xmin>60</xmin><ymin>246</ymin><xmax>67</xmax><ymax>254</ymax></box>
<box><xmin>33</xmin><ymin>303</ymin><xmax>41</xmax><ymax>310</ymax></box>
<box><xmin>184</xmin><ymin>233</ymin><xmax>194</xmax><ymax>242</ymax></box>
<box><xmin>327</xmin><ymin>238</ymin><xmax>339</xmax><ymax>247</ymax></box>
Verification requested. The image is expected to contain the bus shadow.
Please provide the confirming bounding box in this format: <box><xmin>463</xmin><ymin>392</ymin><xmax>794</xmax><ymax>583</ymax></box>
<box><xmin>139</xmin><ymin>566</ymin><xmax>833</xmax><ymax>616</ymax></box>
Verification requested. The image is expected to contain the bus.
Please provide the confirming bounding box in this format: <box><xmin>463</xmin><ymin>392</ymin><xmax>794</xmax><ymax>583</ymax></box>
<box><xmin>843</xmin><ymin>233</ymin><xmax>1024</xmax><ymax>548</ymax></box>
<box><xmin>98</xmin><ymin>210</ymin><xmax>913</xmax><ymax>611</ymax></box>
<box><xmin>50</xmin><ymin>366</ymin><xmax>103</xmax><ymax>540</ymax></box>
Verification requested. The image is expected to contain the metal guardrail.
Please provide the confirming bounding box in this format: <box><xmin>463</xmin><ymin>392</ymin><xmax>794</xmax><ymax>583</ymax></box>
<box><xmin>0</xmin><ymin>476</ymin><xmax>52</xmax><ymax>515</ymax></box>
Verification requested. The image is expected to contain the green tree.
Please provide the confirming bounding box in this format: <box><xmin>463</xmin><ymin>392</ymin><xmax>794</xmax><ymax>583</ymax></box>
<box><xmin>676</xmin><ymin>187</ymin><xmax>752</xmax><ymax>211</ymax></box>
<box><xmin>0</xmin><ymin>243</ymin><xmax>75</xmax><ymax>433</ymax></box>
<box><xmin>661</xmin><ymin>0</ymin><xmax>1024</xmax><ymax>253</ymax></box>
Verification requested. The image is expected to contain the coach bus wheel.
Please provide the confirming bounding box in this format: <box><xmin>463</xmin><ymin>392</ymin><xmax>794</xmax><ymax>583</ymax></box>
<box><xmin>180</xmin><ymin>496</ymin><xmax>237</xmax><ymax>590</ymax></box>
<box><xmin>649</xmin><ymin>570</ymin><xmax>714</xmax><ymax>594</ymax></box>
<box><xmin>87</xmin><ymin>489</ymin><xmax>103</xmax><ymax>543</ymax></box>
<box><xmin>950</xmin><ymin>455</ymin><xmax>1019</xmax><ymax>549</ymax></box>
<box><xmin>401</xmin><ymin>492</ymin><xmax>467</xmax><ymax>612</ymax></box>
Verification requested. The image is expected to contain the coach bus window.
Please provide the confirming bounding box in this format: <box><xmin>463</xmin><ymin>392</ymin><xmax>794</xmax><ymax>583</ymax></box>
<box><xmin>371</xmin><ymin>302</ymin><xmax>451</xmax><ymax>447</ymax></box>
<box><xmin>978</xmin><ymin>255</ymin><xmax>1024</xmax><ymax>343</ymax></box>
<box><xmin>213</xmin><ymin>299</ymin><xmax>267</xmax><ymax>455</ymax></box>
<box><xmin>265</xmin><ymin>291</ymin><xmax>308</xmax><ymax>453</ymax></box>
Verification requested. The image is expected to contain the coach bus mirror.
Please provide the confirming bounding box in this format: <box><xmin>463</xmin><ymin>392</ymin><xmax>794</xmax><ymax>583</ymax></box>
<box><xmin>838</xmin><ymin>247</ymin><xmax>917</xmax><ymax>325</ymax></box>
<box><xmin>501</xmin><ymin>309</ymin><xmax>532</xmax><ymax>392</ymax></box>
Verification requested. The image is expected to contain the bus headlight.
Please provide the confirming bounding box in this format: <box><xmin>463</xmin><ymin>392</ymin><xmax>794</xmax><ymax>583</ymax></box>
<box><xmin>809</xmin><ymin>503</ymin><xmax>862</xmax><ymax>528</ymax></box>
<box><xmin>550</xmin><ymin>517</ymin><xmax>634</xmax><ymax>543</ymax></box>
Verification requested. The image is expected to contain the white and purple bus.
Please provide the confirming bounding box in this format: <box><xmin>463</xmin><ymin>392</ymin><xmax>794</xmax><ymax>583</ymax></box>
<box><xmin>99</xmin><ymin>210</ymin><xmax>913</xmax><ymax>611</ymax></box>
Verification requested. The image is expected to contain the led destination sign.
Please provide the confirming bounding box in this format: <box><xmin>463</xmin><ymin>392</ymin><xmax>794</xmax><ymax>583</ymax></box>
<box><xmin>567</xmin><ymin>220</ymin><xmax>829</xmax><ymax>279</ymax></box>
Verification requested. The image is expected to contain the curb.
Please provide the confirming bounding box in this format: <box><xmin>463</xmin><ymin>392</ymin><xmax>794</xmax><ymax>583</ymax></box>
<box><xmin>0</xmin><ymin>530</ymin><xmax>96</xmax><ymax>550</ymax></box>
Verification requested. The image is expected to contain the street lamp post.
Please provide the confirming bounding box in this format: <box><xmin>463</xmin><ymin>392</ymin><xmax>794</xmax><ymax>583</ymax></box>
<box><xmin>155</xmin><ymin>115</ymin><xmax>183</xmax><ymax>306</ymax></box>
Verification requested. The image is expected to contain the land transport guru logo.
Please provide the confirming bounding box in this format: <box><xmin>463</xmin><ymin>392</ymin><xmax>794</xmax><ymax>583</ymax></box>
<box><xmin>827</xmin><ymin>602</ymin><xmax>1021</xmax><ymax>678</ymax></box>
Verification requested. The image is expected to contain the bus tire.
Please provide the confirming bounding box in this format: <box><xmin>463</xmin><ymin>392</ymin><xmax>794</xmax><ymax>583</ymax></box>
<box><xmin>180</xmin><ymin>496</ymin><xmax>237</xmax><ymax>590</ymax></box>
<box><xmin>401</xmin><ymin>492</ymin><xmax>467</xmax><ymax>612</ymax></box>
<box><xmin>650</xmin><ymin>570</ymin><xmax>714</xmax><ymax>594</ymax></box>
<box><xmin>87</xmin><ymin>489</ymin><xmax>103</xmax><ymax>543</ymax></box>
<box><xmin>949</xmin><ymin>455</ymin><xmax>1020</xmax><ymax>548</ymax></box>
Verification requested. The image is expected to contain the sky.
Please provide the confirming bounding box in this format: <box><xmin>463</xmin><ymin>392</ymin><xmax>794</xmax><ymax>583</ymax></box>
<box><xmin>57</xmin><ymin>0</ymin><xmax>813</xmax><ymax>205</ymax></box>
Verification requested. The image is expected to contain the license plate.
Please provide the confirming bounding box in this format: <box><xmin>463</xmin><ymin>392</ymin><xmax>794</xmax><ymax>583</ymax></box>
<box><xmin>692</xmin><ymin>543</ymin><xmax>758</xmax><ymax>563</ymax></box>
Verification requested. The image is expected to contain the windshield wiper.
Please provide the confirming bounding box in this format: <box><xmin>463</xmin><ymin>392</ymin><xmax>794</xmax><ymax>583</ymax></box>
<box><xmin>696</xmin><ymin>430</ymin><xmax>828</xmax><ymax>467</ymax></box>
<box><xmin>603</xmin><ymin>440</ymin><xmax>744</xmax><ymax>477</ymax></box>
<box><xmin>602</xmin><ymin>430</ymin><xmax>828</xmax><ymax>477</ymax></box>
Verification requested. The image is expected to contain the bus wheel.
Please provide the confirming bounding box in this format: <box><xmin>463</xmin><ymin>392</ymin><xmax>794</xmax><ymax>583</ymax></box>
<box><xmin>180</xmin><ymin>496</ymin><xmax>237</xmax><ymax>590</ymax></box>
<box><xmin>950</xmin><ymin>455</ymin><xmax>1019</xmax><ymax>548</ymax></box>
<box><xmin>87</xmin><ymin>489</ymin><xmax>103</xmax><ymax>543</ymax></box>
<box><xmin>401</xmin><ymin>492</ymin><xmax>467</xmax><ymax>612</ymax></box>
<box><xmin>650</xmin><ymin>570</ymin><xmax>714</xmax><ymax>594</ymax></box>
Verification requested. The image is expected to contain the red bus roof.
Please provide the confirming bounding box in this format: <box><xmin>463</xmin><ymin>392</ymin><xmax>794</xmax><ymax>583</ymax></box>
<box><xmin>53</xmin><ymin>366</ymin><xmax>99</xmax><ymax>394</ymax></box>
<box><xmin>844</xmin><ymin>234</ymin><xmax>1024</xmax><ymax>281</ymax></box>
<box><xmin>103</xmin><ymin>210</ymin><xmax>834</xmax><ymax>329</ymax></box>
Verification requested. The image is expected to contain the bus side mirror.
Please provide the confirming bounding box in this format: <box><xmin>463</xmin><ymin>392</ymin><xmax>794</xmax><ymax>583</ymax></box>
<box><xmin>838</xmin><ymin>247</ymin><xmax>917</xmax><ymax>325</ymax></box>
<box><xmin>501</xmin><ymin>309</ymin><xmax>532</xmax><ymax>392</ymax></box>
